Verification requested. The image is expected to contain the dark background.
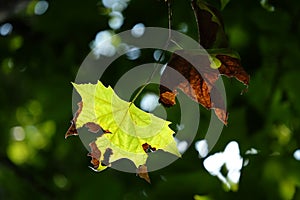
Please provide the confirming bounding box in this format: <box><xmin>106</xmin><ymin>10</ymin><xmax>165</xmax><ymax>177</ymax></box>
<box><xmin>1</xmin><ymin>0</ymin><xmax>300</xmax><ymax>199</ymax></box>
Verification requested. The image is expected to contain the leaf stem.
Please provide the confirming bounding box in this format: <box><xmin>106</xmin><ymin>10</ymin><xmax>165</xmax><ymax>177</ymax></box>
<box><xmin>130</xmin><ymin>0</ymin><xmax>174</xmax><ymax>106</ymax></box>
<box><xmin>130</xmin><ymin>49</ymin><xmax>166</xmax><ymax>105</ymax></box>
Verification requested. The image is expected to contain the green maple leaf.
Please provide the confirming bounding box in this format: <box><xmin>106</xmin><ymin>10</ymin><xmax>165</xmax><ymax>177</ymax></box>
<box><xmin>72</xmin><ymin>81</ymin><xmax>180</xmax><ymax>171</ymax></box>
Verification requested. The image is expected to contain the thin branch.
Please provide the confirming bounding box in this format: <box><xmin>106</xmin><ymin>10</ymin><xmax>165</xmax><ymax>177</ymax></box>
<box><xmin>130</xmin><ymin>0</ymin><xmax>174</xmax><ymax>105</ymax></box>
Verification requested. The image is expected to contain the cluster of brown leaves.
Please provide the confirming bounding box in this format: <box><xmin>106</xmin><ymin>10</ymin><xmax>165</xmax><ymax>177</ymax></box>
<box><xmin>159</xmin><ymin>0</ymin><xmax>249</xmax><ymax>125</ymax></box>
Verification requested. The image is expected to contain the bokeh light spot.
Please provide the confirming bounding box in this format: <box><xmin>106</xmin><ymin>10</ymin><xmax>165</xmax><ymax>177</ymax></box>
<box><xmin>34</xmin><ymin>0</ymin><xmax>49</xmax><ymax>15</ymax></box>
<box><xmin>1</xmin><ymin>58</ymin><xmax>14</xmax><ymax>74</ymax></box>
<box><xmin>202</xmin><ymin>141</ymin><xmax>243</xmax><ymax>190</ymax></box>
<box><xmin>178</xmin><ymin>22</ymin><xmax>188</xmax><ymax>33</ymax></box>
<box><xmin>11</xmin><ymin>126</ymin><xmax>26</xmax><ymax>141</ymax></box>
<box><xmin>153</xmin><ymin>50</ymin><xmax>164</xmax><ymax>62</ymax></box>
<box><xmin>228</xmin><ymin>25</ymin><xmax>249</xmax><ymax>48</ymax></box>
<box><xmin>175</xmin><ymin>138</ymin><xmax>188</xmax><ymax>154</ymax></box>
<box><xmin>126</xmin><ymin>46</ymin><xmax>141</xmax><ymax>60</ymax></box>
<box><xmin>140</xmin><ymin>93</ymin><xmax>159</xmax><ymax>112</ymax></box>
<box><xmin>131</xmin><ymin>23</ymin><xmax>145</xmax><ymax>38</ymax></box>
<box><xmin>102</xmin><ymin>0</ymin><xmax>118</xmax><ymax>8</ymax></box>
<box><xmin>26</xmin><ymin>125</ymin><xmax>46</xmax><ymax>149</ymax></box>
<box><xmin>195</xmin><ymin>140</ymin><xmax>208</xmax><ymax>158</ymax></box>
<box><xmin>0</xmin><ymin>23</ymin><xmax>13</xmax><ymax>36</ymax></box>
<box><xmin>109</xmin><ymin>12</ymin><xmax>124</xmax><ymax>30</ymax></box>
<box><xmin>91</xmin><ymin>31</ymin><xmax>117</xmax><ymax>57</ymax></box>
<box><xmin>112</xmin><ymin>2</ymin><xmax>127</xmax><ymax>12</ymax></box>
<box><xmin>53</xmin><ymin>174</ymin><xmax>68</xmax><ymax>189</ymax></box>
<box><xmin>9</xmin><ymin>35</ymin><xmax>23</xmax><ymax>51</ymax></box>
<box><xmin>293</xmin><ymin>149</ymin><xmax>300</xmax><ymax>161</ymax></box>
<box><xmin>7</xmin><ymin>142</ymin><xmax>30</xmax><ymax>165</ymax></box>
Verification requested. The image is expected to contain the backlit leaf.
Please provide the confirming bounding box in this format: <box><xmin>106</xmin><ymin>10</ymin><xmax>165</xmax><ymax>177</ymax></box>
<box><xmin>71</xmin><ymin>81</ymin><xmax>180</xmax><ymax>174</ymax></box>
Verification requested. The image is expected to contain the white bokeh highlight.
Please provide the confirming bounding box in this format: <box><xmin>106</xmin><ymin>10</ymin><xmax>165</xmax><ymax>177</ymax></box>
<box><xmin>201</xmin><ymin>141</ymin><xmax>243</xmax><ymax>190</ymax></box>
<box><xmin>131</xmin><ymin>23</ymin><xmax>145</xmax><ymax>38</ymax></box>
<box><xmin>109</xmin><ymin>12</ymin><xmax>124</xmax><ymax>30</ymax></box>
<box><xmin>195</xmin><ymin>140</ymin><xmax>208</xmax><ymax>158</ymax></box>
<box><xmin>175</xmin><ymin>138</ymin><xmax>188</xmax><ymax>154</ymax></box>
<box><xmin>34</xmin><ymin>0</ymin><xmax>49</xmax><ymax>15</ymax></box>
<box><xmin>126</xmin><ymin>46</ymin><xmax>141</xmax><ymax>60</ymax></box>
<box><xmin>293</xmin><ymin>149</ymin><xmax>300</xmax><ymax>161</ymax></box>
<box><xmin>0</xmin><ymin>23</ymin><xmax>13</xmax><ymax>36</ymax></box>
<box><xmin>11</xmin><ymin>126</ymin><xmax>25</xmax><ymax>141</ymax></box>
<box><xmin>91</xmin><ymin>31</ymin><xmax>116</xmax><ymax>58</ymax></box>
<box><xmin>140</xmin><ymin>93</ymin><xmax>159</xmax><ymax>112</ymax></box>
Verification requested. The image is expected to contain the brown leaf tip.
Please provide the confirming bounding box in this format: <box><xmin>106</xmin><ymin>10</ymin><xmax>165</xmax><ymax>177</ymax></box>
<box><xmin>214</xmin><ymin>108</ymin><xmax>228</xmax><ymax>125</ymax></box>
<box><xmin>65</xmin><ymin>120</ymin><xmax>78</xmax><ymax>139</ymax></box>
<box><xmin>65</xmin><ymin>101</ymin><xmax>83</xmax><ymax>139</ymax></box>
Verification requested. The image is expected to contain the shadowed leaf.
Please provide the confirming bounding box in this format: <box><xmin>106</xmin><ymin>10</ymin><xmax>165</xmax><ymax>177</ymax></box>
<box><xmin>159</xmin><ymin>50</ymin><xmax>249</xmax><ymax>124</ymax></box>
<box><xmin>191</xmin><ymin>0</ymin><xmax>228</xmax><ymax>48</ymax></box>
<box><xmin>160</xmin><ymin>50</ymin><xmax>228</xmax><ymax>124</ymax></box>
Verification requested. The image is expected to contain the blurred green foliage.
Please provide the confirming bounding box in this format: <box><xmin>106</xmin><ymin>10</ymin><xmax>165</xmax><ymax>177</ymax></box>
<box><xmin>0</xmin><ymin>0</ymin><xmax>300</xmax><ymax>199</ymax></box>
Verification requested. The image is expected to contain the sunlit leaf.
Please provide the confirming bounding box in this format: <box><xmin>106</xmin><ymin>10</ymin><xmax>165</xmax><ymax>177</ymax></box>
<box><xmin>69</xmin><ymin>81</ymin><xmax>180</xmax><ymax>177</ymax></box>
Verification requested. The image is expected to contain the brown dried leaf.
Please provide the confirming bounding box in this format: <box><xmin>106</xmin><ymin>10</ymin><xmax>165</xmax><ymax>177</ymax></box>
<box><xmin>191</xmin><ymin>0</ymin><xmax>228</xmax><ymax>49</ymax></box>
<box><xmin>159</xmin><ymin>51</ymin><xmax>228</xmax><ymax>124</ymax></box>
<box><xmin>217</xmin><ymin>55</ymin><xmax>250</xmax><ymax>86</ymax></box>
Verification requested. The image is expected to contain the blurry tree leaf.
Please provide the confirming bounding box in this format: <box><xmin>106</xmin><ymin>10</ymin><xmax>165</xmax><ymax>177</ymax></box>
<box><xmin>194</xmin><ymin>194</ymin><xmax>212</xmax><ymax>200</ymax></box>
<box><xmin>159</xmin><ymin>49</ymin><xmax>249</xmax><ymax>125</ymax></box>
<box><xmin>191</xmin><ymin>0</ymin><xmax>228</xmax><ymax>48</ymax></box>
<box><xmin>220</xmin><ymin>0</ymin><xmax>230</xmax><ymax>10</ymax></box>
<box><xmin>260</xmin><ymin>0</ymin><xmax>275</xmax><ymax>12</ymax></box>
<box><xmin>68</xmin><ymin>81</ymin><xmax>180</xmax><ymax>179</ymax></box>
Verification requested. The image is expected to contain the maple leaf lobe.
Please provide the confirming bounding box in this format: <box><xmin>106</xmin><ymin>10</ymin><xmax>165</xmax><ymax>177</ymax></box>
<box><xmin>65</xmin><ymin>120</ymin><xmax>78</xmax><ymax>139</ymax></box>
<box><xmin>65</xmin><ymin>101</ymin><xmax>83</xmax><ymax>138</ymax></box>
